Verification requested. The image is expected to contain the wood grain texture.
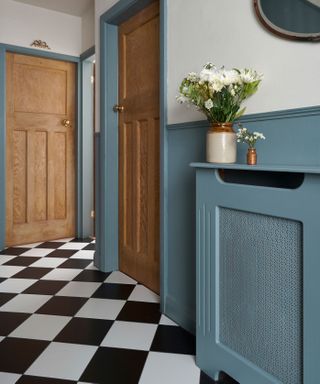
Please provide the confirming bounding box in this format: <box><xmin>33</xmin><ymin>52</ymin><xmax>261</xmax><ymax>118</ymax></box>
<box><xmin>6</xmin><ymin>53</ymin><xmax>76</xmax><ymax>246</ymax></box>
<box><xmin>12</xmin><ymin>130</ymin><xmax>27</xmax><ymax>224</ymax></box>
<box><xmin>119</xmin><ymin>1</ymin><xmax>160</xmax><ymax>293</ymax></box>
<box><xmin>33</xmin><ymin>131</ymin><xmax>47</xmax><ymax>221</ymax></box>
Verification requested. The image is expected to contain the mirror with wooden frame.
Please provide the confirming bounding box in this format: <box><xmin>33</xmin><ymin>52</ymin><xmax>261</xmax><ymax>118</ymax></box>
<box><xmin>254</xmin><ymin>0</ymin><xmax>320</xmax><ymax>41</ymax></box>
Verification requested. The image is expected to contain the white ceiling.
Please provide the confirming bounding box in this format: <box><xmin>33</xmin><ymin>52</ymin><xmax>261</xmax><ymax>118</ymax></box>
<box><xmin>13</xmin><ymin>0</ymin><xmax>93</xmax><ymax>17</ymax></box>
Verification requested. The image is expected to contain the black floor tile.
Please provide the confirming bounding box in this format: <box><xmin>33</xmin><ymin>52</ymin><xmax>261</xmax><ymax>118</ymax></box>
<box><xmin>218</xmin><ymin>372</ymin><xmax>239</xmax><ymax>384</ymax></box>
<box><xmin>3</xmin><ymin>256</ymin><xmax>39</xmax><ymax>266</ymax></box>
<box><xmin>0</xmin><ymin>247</ymin><xmax>30</xmax><ymax>256</ymax></box>
<box><xmin>0</xmin><ymin>312</ymin><xmax>30</xmax><ymax>336</ymax></box>
<box><xmin>57</xmin><ymin>259</ymin><xmax>92</xmax><ymax>269</ymax></box>
<box><xmin>0</xmin><ymin>278</ymin><xmax>6</xmax><ymax>283</ymax></box>
<box><xmin>92</xmin><ymin>283</ymin><xmax>134</xmax><ymax>300</ymax></box>
<box><xmin>17</xmin><ymin>376</ymin><xmax>76</xmax><ymax>384</ymax></box>
<box><xmin>0</xmin><ymin>293</ymin><xmax>17</xmax><ymax>306</ymax></box>
<box><xmin>80</xmin><ymin>347</ymin><xmax>148</xmax><ymax>384</ymax></box>
<box><xmin>0</xmin><ymin>337</ymin><xmax>49</xmax><ymax>373</ymax></box>
<box><xmin>117</xmin><ymin>301</ymin><xmax>161</xmax><ymax>324</ymax></box>
<box><xmin>36</xmin><ymin>242</ymin><xmax>65</xmax><ymax>249</ymax></box>
<box><xmin>82</xmin><ymin>243</ymin><xmax>95</xmax><ymax>250</ymax></box>
<box><xmin>73</xmin><ymin>270</ymin><xmax>111</xmax><ymax>282</ymax></box>
<box><xmin>13</xmin><ymin>267</ymin><xmax>51</xmax><ymax>279</ymax></box>
<box><xmin>36</xmin><ymin>296</ymin><xmax>87</xmax><ymax>316</ymax></box>
<box><xmin>46</xmin><ymin>250</ymin><xmax>78</xmax><ymax>258</ymax></box>
<box><xmin>200</xmin><ymin>371</ymin><xmax>217</xmax><ymax>384</ymax></box>
<box><xmin>24</xmin><ymin>280</ymin><xmax>68</xmax><ymax>295</ymax></box>
<box><xmin>150</xmin><ymin>325</ymin><xmax>196</xmax><ymax>355</ymax></box>
<box><xmin>54</xmin><ymin>317</ymin><xmax>113</xmax><ymax>346</ymax></box>
<box><xmin>70</xmin><ymin>238</ymin><xmax>92</xmax><ymax>243</ymax></box>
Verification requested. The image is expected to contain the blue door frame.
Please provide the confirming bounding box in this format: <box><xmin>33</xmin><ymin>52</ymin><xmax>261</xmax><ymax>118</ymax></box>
<box><xmin>0</xmin><ymin>43</ymin><xmax>94</xmax><ymax>249</ymax></box>
<box><xmin>97</xmin><ymin>0</ymin><xmax>168</xmax><ymax>307</ymax></box>
<box><xmin>79</xmin><ymin>46</ymin><xmax>96</xmax><ymax>239</ymax></box>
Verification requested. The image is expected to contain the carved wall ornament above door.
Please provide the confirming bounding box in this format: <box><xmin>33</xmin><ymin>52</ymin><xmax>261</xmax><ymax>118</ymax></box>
<box><xmin>30</xmin><ymin>40</ymin><xmax>51</xmax><ymax>49</ymax></box>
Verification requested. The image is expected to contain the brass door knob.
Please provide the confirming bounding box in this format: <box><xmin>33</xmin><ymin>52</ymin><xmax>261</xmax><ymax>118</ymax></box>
<box><xmin>113</xmin><ymin>104</ymin><xmax>125</xmax><ymax>113</ymax></box>
<box><xmin>61</xmin><ymin>119</ymin><xmax>71</xmax><ymax>128</ymax></box>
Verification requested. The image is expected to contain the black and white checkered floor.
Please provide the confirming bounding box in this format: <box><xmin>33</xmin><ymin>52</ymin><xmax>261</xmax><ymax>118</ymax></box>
<box><xmin>0</xmin><ymin>237</ymin><xmax>236</xmax><ymax>384</ymax></box>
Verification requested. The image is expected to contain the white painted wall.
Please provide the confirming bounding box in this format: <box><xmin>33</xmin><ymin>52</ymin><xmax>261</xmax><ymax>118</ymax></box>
<box><xmin>168</xmin><ymin>0</ymin><xmax>320</xmax><ymax>124</ymax></box>
<box><xmin>82</xmin><ymin>5</ymin><xmax>95</xmax><ymax>53</ymax></box>
<box><xmin>94</xmin><ymin>0</ymin><xmax>320</xmax><ymax>128</ymax></box>
<box><xmin>0</xmin><ymin>0</ymin><xmax>82</xmax><ymax>56</ymax></box>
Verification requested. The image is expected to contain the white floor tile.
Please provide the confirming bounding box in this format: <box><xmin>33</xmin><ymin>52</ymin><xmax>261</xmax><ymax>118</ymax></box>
<box><xmin>41</xmin><ymin>268</ymin><xmax>81</xmax><ymax>281</ymax></box>
<box><xmin>29</xmin><ymin>257</ymin><xmax>66</xmax><ymax>268</ymax></box>
<box><xmin>159</xmin><ymin>315</ymin><xmax>178</xmax><ymax>326</ymax></box>
<box><xmin>20</xmin><ymin>248</ymin><xmax>55</xmax><ymax>257</ymax></box>
<box><xmin>70</xmin><ymin>250</ymin><xmax>94</xmax><ymax>260</ymax></box>
<box><xmin>59</xmin><ymin>243</ymin><xmax>88</xmax><ymax>250</ymax></box>
<box><xmin>0</xmin><ymin>294</ymin><xmax>51</xmax><ymax>313</ymax></box>
<box><xmin>105</xmin><ymin>271</ymin><xmax>137</xmax><ymax>285</ymax></box>
<box><xmin>85</xmin><ymin>262</ymin><xmax>98</xmax><ymax>270</ymax></box>
<box><xmin>0</xmin><ymin>336</ymin><xmax>4</xmax><ymax>343</ymax></box>
<box><xmin>10</xmin><ymin>314</ymin><xmax>71</xmax><ymax>341</ymax></box>
<box><xmin>0</xmin><ymin>256</ymin><xmax>16</xmax><ymax>265</ymax></box>
<box><xmin>0</xmin><ymin>372</ymin><xmax>21</xmax><ymax>384</ymax></box>
<box><xmin>16</xmin><ymin>242</ymin><xmax>42</xmax><ymax>248</ymax></box>
<box><xmin>75</xmin><ymin>298</ymin><xmax>126</xmax><ymax>320</ymax></box>
<box><xmin>0</xmin><ymin>266</ymin><xmax>24</xmax><ymax>278</ymax></box>
<box><xmin>101</xmin><ymin>321</ymin><xmax>157</xmax><ymax>351</ymax></box>
<box><xmin>26</xmin><ymin>342</ymin><xmax>97</xmax><ymax>381</ymax></box>
<box><xmin>139</xmin><ymin>352</ymin><xmax>200</xmax><ymax>384</ymax></box>
<box><xmin>0</xmin><ymin>279</ymin><xmax>37</xmax><ymax>293</ymax></box>
<box><xmin>128</xmin><ymin>285</ymin><xmax>160</xmax><ymax>303</ymax></box>
<box><xmin>56</xmin><ymin>282</ymin><xmax>100</xmax><ymax>298</ymax></box>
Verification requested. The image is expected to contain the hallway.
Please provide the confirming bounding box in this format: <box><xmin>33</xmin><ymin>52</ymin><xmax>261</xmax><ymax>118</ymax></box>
<box><xmin>0</xmin><ymin>238</ymin><xmax>219</xmax><ymax>384</ymax></box>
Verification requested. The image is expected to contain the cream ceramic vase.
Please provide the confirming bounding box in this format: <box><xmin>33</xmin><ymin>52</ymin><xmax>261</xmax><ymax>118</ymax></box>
<box><xmin>206</xmin><ymin>122</ymin><xmax>237</xmax><ymax>163</ymax></box>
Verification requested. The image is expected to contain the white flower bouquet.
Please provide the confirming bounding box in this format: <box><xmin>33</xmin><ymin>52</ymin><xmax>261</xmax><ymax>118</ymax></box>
<box><xmin>177</xmin><ymin>63</ymin><xmax>263</xmax><ymax>123</ymax></box>
<box><xmin>237</xmin><ymin>126</ymin><xmax>266</xmax><ymax>148</ymax></box>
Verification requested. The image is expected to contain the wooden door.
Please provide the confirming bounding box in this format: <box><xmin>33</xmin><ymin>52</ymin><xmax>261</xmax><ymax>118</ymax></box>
<box><xmin>6</xmin><ymin>53</ymin><xmax>76</xmax><ymax>246</ymax></box>
<box><xmin>118</xmin><ymin>1</ymin><xmax>160</xmax><ymax>293</ymax></box>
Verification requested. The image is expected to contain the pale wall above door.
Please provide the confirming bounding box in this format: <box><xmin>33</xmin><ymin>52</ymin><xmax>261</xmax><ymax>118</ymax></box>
<box><xmin>13</xmin><ymin>0</ymin><xmax>93</xmax><ymax>17</ymax></box>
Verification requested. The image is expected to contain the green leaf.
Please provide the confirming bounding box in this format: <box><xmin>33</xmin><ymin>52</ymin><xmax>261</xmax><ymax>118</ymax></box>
<box><xmin>235</xmin><ymin>107</ymin><xmax>246</xmax><ymax>119</ymax></box>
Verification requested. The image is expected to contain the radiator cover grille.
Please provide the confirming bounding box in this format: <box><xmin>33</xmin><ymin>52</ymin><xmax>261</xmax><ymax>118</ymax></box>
<box><xmin>219</xmin><ymin>208</ymin><xmax>303</xmax><ymax>384</ymax></box>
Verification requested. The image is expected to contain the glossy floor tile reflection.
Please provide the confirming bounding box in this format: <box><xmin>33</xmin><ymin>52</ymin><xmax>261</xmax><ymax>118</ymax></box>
<box><xmin>0</xmin><ymin>238</ymin><xmax>236</xmax><ymax>384</ymax></box>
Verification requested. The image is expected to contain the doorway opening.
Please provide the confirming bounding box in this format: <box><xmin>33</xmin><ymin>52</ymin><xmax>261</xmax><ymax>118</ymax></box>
<box><xmin>5</xmin><ymin>52</ymin><xmax>77</xmax><ymax>246</ymax></box>
<box><xmin>97</xmin><ymin>0</ymin><xmax>167</xmax><ymax>302</ymax></box>
<box><xmin>117</xmin><ymin>1</ymin><xmax>160</xmax><ymax>293</ymax></box>
<box><xmin>81</xmin><ymin>53</ymin><xmax>96</xmax><ymax>240</ymax></box>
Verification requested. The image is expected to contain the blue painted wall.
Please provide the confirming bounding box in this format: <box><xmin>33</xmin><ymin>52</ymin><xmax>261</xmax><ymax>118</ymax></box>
<box><xmin>94</xmin><ymin>132</ymin><xmax>102</xmax><ymax>269</ymax></box>
<box><xmin>164</xmin><ymin>106</ymin><xmax>320</xmax><ymax>333</ymax></box>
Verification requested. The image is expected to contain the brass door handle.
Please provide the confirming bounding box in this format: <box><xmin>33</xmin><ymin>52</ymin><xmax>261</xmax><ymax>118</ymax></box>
<box><xmin>113</xmin><ymin>104</ymin><xmax>125</xmax><ymax>113</ymax></box>
<box><xmin>61</xmin><ymin>119</ymin><xmax>71</xmax><ymax>128</ymax></box>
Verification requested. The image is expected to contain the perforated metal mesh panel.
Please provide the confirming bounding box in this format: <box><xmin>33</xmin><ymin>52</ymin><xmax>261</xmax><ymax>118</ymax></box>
<box><xmin>219</xmin><ymin>208</ymin><xmax>303</xmax><ymax>384</ymax></box>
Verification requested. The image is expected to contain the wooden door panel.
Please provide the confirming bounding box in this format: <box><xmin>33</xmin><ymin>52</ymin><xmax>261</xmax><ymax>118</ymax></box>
<box><xmin>13</xmin><ymin>130</ymin><xmax>27</xmax><ymax>224</ymax></box>
<box><xmin>119</xmin><ymin>1</ymin><xmax>160</xmax><ymax>293</ymax></box>
<box><xmin>6</xmin><ymin>53</ymin><xmax>75</xmax><ymax>246</ymax></box>
<box><xmin>14</xmin><ymin>64</ymin><xmax>67</xmax><ymax>114</ymax></box>
<box><xmin>32</xmin><ymin>131</ymin><xmax>48</xmax><ymax>222</ymax></box>
<box><xmin>53</xmin><ymin>132</ymin><xmax>67</xmax><ymax>220</ymax></box>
